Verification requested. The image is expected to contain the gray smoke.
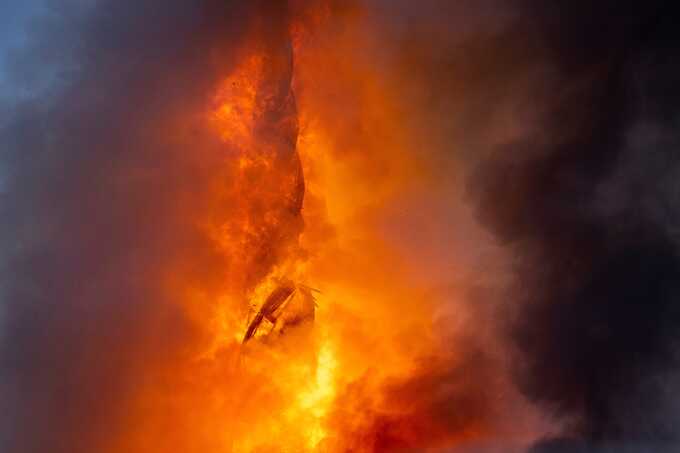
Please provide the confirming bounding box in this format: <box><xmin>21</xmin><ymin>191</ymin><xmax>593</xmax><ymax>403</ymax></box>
<box><xmin>0</xmin><ymin>1</ymin><xmax>271</xmax><ymax>451</ymax></box>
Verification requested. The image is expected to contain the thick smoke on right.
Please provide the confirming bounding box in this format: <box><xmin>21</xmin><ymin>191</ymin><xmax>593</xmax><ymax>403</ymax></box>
<box><xmin>465</xmin><ymin>1</ymin><xmax>680</xmax><ymax>452</ymax></box>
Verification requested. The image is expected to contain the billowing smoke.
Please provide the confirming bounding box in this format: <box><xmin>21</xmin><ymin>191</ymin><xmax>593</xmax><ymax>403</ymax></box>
<box><xmin>465</xmin><ymin>1</ymin><xmax>680</xmax><ymax>451</ymax></box>
<box><xmin>2</xmin><ymin>1</ymin><xmax>680</xmax><ymax>452</ymax></box>
<box><xmin>362</xmin><ymin>0</ymin><xmax>680</xmax><ymax>451</ymax></box>
<box><xmin>0</xmin><ymin>1</ymin><xmax>305</xmax><ymax>451</ymax></box>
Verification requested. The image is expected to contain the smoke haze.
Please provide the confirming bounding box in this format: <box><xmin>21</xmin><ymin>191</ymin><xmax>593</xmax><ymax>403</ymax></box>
<box><xmin>2</xmin><ymin>1</ymin><xmax>680</xmax><ymax>452</ymax></box>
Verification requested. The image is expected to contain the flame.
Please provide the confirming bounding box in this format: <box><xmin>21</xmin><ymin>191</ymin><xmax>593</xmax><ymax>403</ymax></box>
<box><xmin>100</xmin><ymin>4</ymin><xmax>544</xmax><ymax>453</ymax></box>
<box><xmin>211</xmin><ymin>54</ymin><xmax>262</xmax><ymax>146</ymax></box>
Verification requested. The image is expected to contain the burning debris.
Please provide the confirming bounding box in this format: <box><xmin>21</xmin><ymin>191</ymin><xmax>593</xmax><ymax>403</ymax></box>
<box><xmin>243</xmin><ymin>279</ymin><xmax>319</xmax><ymax>343</ymax></box>
<box><xmin>213</xmin><ymin>11</ymin><xmax>320</xmax><ymax>348</ymax></box>
<box><xmin>209</xmin><ymin>3</ymin><xmax>307</xmax><ymax>294</ymax></box>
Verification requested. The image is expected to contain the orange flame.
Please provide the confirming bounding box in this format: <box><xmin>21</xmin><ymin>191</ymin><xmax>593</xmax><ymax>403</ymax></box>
<box><xmin>104</xmin><ymin>3</ymin><xmax>546</xmax><ymax>452</ymax></box>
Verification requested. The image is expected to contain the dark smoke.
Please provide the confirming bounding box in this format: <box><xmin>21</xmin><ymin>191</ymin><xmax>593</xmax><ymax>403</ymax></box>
<box><xmin>466</xmin><ymin>1</ymin><xmax>680</xmax><ymax>451</ymax></box>
<box><xmin>0</xmin><ymin>1</ymin><xmax>296</xmax><ymax>452</ymax></box>
<box><xmin>368</xmin><ymin>0</ymin><xmax>680</xmax><ymax>450</ymax></box>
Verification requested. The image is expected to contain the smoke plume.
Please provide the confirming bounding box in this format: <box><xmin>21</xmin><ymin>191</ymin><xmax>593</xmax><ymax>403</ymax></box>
<box><xmin>2</xmin><ymin>1</ymin><xmax>680</xmax><ymax>452</ymax></box>
<box><xmin>465</xmin><ymin>1</ymin><xmax>680</xmax><ymax>451</ymax></box>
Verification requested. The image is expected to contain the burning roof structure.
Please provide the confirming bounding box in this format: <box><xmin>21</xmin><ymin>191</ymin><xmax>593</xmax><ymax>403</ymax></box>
<box><xmin>3</xmin><ymin>1</ymin><xmax>680</xmax><ymax>453</ymax></box>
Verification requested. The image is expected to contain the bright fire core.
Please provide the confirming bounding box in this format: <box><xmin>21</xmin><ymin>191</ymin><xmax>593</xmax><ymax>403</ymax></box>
<box><xmin>119</xmin><ymin>5</ymin><xmax>531</xmax><ymax>453</ymax></box>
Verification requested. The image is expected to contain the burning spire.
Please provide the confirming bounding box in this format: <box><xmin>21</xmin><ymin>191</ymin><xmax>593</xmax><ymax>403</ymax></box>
<box><xmin>13</xmin><ymin>1</ymin><xmax>680</xmax><ymax>453</ymax></box>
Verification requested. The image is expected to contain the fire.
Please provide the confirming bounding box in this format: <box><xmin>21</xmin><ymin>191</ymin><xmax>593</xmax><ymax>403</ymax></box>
<box><xmin>0</xmin><ymin>0</ymin><xmax>570</xmax><ymax>451</ymax></box>
<box><xmin>105</xmin><ymin>3</ymin><xmax>534</xmax><ymax>453</ymax></box>
<box><xmin>211</xmin><ymin>54</ymin><xmax>262</xmax><ymax>146</ymax></box>
<box><xmin>189</xmin><ymin>9</ymin><xmax>342</xmax><ymax>450</ymax></box>
<box><xmin>178</xmin><ymin>4</ymin><xmax>482</xmax><ymax>451</ymax></box>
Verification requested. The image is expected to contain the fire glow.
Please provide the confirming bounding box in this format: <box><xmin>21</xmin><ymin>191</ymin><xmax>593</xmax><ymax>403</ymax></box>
<box><xmin>0</xmin><ymin>2</ymin><xmax>546</xmax><ymax>453</ymax></box>
<box><xmin>160</xmin><ymin>5</ymin><xmax>492</xmax><ymax>450</ymax></box>
<box><xmin>153</xmin><ymin>4</ymin><xmax>509</xmax><ymax>452</ymax></box>
<box><xmin>6</xmin><ymin>2</ymin><xmax>679</xmax><ymax>452</ymax></box>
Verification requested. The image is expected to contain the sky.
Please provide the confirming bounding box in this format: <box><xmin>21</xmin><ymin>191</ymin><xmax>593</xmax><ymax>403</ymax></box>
<box><xmin>0</xmin><ymin>1</ymin><xmax>39</xmax><ymax>87</ymax></box>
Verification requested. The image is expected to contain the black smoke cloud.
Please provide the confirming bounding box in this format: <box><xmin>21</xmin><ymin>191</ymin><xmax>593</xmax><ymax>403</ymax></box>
<box><xmin>466</xmin><ymin>1</ymin><xmax>680</xmax><ymax>451</ymax></box>
<box><xmin>367</xmin><ymin>0</ymin><xmax>680</xmax><ymax>451</ymax></box>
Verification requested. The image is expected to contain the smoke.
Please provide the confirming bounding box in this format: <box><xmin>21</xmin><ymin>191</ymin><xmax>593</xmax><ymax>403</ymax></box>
<box><xmin>359</xmin><ymin>0</ymin><xmax>680</xmax><ymax>451</ymax></box>
<box><xmin>0</xmin><ymin>1</ymin><xmax>301</xmax><ymax>451</ymax></box>
<box><xmin>3</xmin><ymin>0</ymin><xmax>680</xmax><ymax>452</ymax></box>
<box><xmin>463</xmin><ymin>1</ymin><xmax>680</xmax><ymax>451</ymax></box>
